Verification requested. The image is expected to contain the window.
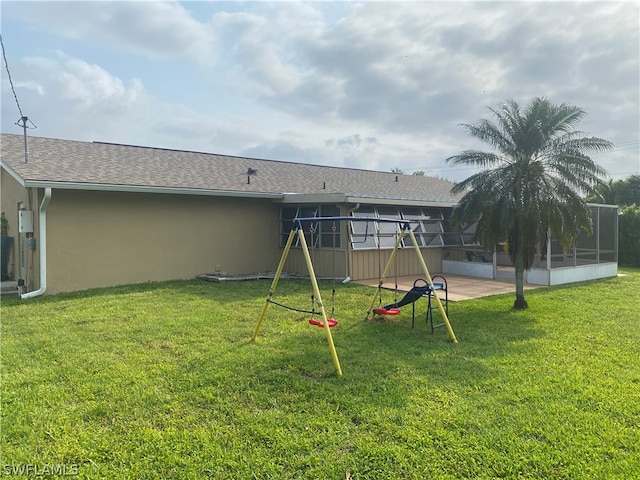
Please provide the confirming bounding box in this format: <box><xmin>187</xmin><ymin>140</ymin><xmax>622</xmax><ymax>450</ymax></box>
<box><xmin>280</xmin><ymin>205</ymin><xmax>341</xmax><ymax>248</ymax></box>
<box><xmin>349</xmin><ymin>204</ymin><xmax>465</xmax><ymax>250</ymax></box>
<box><xmin>400</xmin><ymin>208</ymin><xmax>425</xmax><ymax>247</ymax></box>
<box><xmin>350</xmin><ymin>206</ymin><xmax>378</xmax><ymax>249</ymax></box>
<box><xmin>348</xmin><ymin>206</ymin><xmax>403</xmax><ymax>250</ymax></box>
<box><xmin>417</xmin><ymin>208</ymin><xmax>445</xmax><ymax>246</ymax></box>
<box><xmin>377</xmin><ymin>206</ymin><xmax>402</xmax><ymax>248</ymax></box>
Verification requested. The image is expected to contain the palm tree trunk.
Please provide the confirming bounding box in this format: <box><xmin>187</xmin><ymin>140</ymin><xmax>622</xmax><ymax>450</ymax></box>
<box><xmin>513</xmin><ymin>249</ymin><xmax>528</xmax><ymax>309</ymax></box>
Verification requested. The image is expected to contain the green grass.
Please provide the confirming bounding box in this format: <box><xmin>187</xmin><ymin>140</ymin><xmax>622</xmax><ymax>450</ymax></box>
<box><xmin>1</xmin><ymin>270</ymin><xmax>639</xmax><ymax>479</ymax></box>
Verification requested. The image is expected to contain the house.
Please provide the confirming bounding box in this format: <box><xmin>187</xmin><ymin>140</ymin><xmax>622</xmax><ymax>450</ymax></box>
<box><xmin>0</xmin><ymin>133</ymin><xmax>465</xmax><ymax>296</ymax></box>
<box><xmin>0</xmin><ymin>133</ymin><xmax>618</xmax><ymax>297</ymax></box>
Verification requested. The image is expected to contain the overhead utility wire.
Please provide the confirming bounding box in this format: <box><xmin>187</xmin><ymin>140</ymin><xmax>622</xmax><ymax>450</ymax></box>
<box><xmin>612</xmin><ymin>140</ymin><xmax>640</xmax><ymax>146</ymax></box>
<box><xmin>1</xmin><ymin>33</ymin><xmax>36</xmax><ymax>166</ymax></box>
<box><xmin>1</xmin><ymin>33</ymin><xmax>24</xmax><ymax>118</ymax></box>
<box><xmin>0</xmin><ymin>33</ymin><xmax>36</xmax><ymax>130</ymax></box>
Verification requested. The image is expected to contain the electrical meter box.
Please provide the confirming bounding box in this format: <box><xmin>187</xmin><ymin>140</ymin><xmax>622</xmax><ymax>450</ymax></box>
<box><xmin>18</xmin><ymin>210</ymin><xmax>34</xmax><ymax>233</ymax></box>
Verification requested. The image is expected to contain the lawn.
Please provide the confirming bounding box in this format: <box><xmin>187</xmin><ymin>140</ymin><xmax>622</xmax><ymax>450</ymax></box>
<box><xmin>1</xmin><ymin>270</ymin><xmax>639</xmax><ymax>479</ymax></box>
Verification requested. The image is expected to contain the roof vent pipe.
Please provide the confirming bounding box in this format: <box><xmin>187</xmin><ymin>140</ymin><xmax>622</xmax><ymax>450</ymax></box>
<box><xmin>323</xmin><ymin>181</ymin><xmax>326</xmax><ymax>190</ymax></box>
<box><xmin>23</xmin><ymin>118</ymin><xmax>28</xmax><ymax>163</ymax></box>
<box><xmin>395</xmin><ymin>175</ymin><xmax>398</xmax><ymax>182</ymax></box>
<box><xmin>19</xmin><ymin>116</ymin><xmax>29</xmax><ymax>163</ymax></box>
<box><xmin>247</xmin><ymin>167</ymin><xmax>257</xmax><ymax>184</ymax></box>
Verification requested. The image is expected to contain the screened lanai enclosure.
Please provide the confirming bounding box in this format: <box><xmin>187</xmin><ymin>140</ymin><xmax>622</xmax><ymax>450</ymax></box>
<box><xmin>279</xmin><ymin>203</ymin><xmax>618</xmax><ymax>287</ymax></box>
<box><xmin>442</xmin><ymin>203</ymin><xmax>619</xmax><ymax>286</ymax></box>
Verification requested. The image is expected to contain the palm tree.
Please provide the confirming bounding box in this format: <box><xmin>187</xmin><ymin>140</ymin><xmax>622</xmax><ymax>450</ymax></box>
<box><xmin>446</xmin><ymin>98</ymin><xmax>613</xmax><ymax>309</ymax></box>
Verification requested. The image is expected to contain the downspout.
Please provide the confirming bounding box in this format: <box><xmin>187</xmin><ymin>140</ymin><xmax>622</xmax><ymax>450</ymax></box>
<box><xmin>21</xmin><ymin>188</ymin><xmax>51</xmax><ymax>299</ymax></box>
<box><xmin>343</xmin><ymin>203</ymin><xmax>360</xmax><ymax>283</ymax></box>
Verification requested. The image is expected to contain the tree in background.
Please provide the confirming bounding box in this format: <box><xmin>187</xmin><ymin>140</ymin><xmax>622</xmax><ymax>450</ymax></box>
<box><xmin>589</xmin><ymin>175</ymin><xmax>640</xmax><ymax>267</ymax></box>
<box><xmin>618</xmin><ymin>205</ymin><xmax>640</xmax><ymax>267</ymax></box>
<box><xmin>447</xmin><ymin>98</ymin><xmax>612</xmax><ymax>309</ymax></box>
<box><xmin>588</xmin><ymin>174</ymin><xmax>640</xmax><ymax>206</ymax></box>
<box><xmin>622</xmin><ymin>175</ymin><xmax>640</xmax><ymax>206</ymax></box>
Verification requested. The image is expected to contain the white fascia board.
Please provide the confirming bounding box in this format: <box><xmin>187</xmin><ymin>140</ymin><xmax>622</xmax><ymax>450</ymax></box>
<box><xmin>22</xmin><ymin>180</ymin><xmax>284</xmax><ymax>199</ymax></box>
<box><xmin>0</xmin><ymin>161</ymin><xmax>27</xmax><ymax>187</ymax></box>
<box><xmin>345</xmin><ymin>195</ymin><xmax>459</xmax><ymax>207</ymax></box>
<box><xmin>279</xmin><ymin>192</ymin><xmax>459</xmax><ymax>207</ymax></box>
<box><xmin>280</xmin><ymin>193</ymin><xmax>347</xmax><ymax>204</ymax></box>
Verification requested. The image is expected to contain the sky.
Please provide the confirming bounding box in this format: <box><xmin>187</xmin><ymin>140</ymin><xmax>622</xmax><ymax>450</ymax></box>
<box><xmin>1</xmin><ymin>0</ymin><xmax>638</xmax><ymax>183</ymax></box>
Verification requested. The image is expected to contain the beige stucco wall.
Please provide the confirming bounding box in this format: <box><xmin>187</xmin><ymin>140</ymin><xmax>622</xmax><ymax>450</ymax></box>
<box><xmin>4</xmin><ymin>183</ymin><xmax>447</xmax><ymax>293</ymax></box>
<box><xmin>45</xmin><ymin>189</ymin><xmax>281</xmax><ymax>294</ymax></box>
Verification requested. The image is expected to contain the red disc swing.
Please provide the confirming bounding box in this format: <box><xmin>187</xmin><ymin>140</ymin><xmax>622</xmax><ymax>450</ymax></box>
<box><xmin>308</xmin><ymin>317</ymin><xmax>338</xmax><ymax>328</ymax></box>
<box><xmin>307</xmin><ymin>221</ymin><xmax>339</xmax><ymax>329</ymax></box>
<box><xmin>372</xmin><ymin>225</ymin><xmax>401</xmax><ymax>316</ymax></box>
<box><xmin>373</xmin><ymin>306</ymin><xmax>401</xmax><ymax>316</ymax></box>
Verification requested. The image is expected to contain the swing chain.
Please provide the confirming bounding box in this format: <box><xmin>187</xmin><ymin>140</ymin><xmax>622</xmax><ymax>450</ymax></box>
<box><xmin>330</xmin><ymin>221</ymin><xmax>337</xmax><ymax>318</ymax></box>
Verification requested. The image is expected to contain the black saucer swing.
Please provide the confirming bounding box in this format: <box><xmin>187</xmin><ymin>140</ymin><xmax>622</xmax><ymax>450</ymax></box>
<box><xmin>374</xmin><ymin>277</ymin><xmax>448</xmax><ymax>330</ymax></box>
<box><xmin>370</xmin><ymin>228</ymin><xmax>448</xmax><ymax>331</ymax></box>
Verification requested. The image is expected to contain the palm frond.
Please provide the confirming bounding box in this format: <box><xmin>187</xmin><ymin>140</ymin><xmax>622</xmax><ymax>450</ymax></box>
<box><xmin>462</xmin><ymin>120</ymin><xmax>515</xmax><ymax>154</ymax></box>
<box><xmin>534</xmin><ymin>99</ymin><xmax>586</xmax><ymax>135</ymax></box>
<box><xmin>446</xmin><ymin>150</ymin><xmax>503</xmax><ymax>169</ymax></box>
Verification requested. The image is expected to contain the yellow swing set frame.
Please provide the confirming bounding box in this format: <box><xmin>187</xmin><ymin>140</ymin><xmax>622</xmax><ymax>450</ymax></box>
<box><xmin>251</xmin><ymin>218</ymin><xmax>458</xmax><ymax>377</ymax></box>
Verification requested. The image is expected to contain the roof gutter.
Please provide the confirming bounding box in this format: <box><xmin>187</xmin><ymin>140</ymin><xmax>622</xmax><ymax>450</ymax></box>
<box><xmin>279</xmin><ymin>192</ymin><xmax>460</xmax><ymax>206</ymax></box>
<box><xmin>22</xmin><ymin>180</ymin><xmax>283</xmax><ymax>199</ymax></box>
<box><xmin>21</xmin><ymin>188</ymin><xmax>52</xmax><ymax>299</ymax></box>
<box><xmin>345</xmin><ymin>195</ymin><xmax>459</xmax><ymax>207</ymax></box>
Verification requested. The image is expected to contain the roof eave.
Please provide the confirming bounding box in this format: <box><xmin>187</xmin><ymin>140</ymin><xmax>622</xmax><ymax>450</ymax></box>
<box><xmin>345</xmin><ymin>194</ymin><xmax>459</xmax><ymax>207</ymax></box>
<box><xmin>280</xmin><ymin>193</ymin><xmax>347</xmax><ymax>204</ymax></box>
<box><xmin>279</xmin><ymin>192</ymin><xmax>460</xmax><ymax>207</ymax></box>
<box><xmin>22</xmin><ymin>180</ymin><xmax>284</xmax><ymax>199</ymax></box>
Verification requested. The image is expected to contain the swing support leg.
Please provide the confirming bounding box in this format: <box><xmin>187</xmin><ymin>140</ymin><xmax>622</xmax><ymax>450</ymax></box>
<box><xmin>407</xmin><ymin>229</ymin><xmax>458</xmax><ymax>344</ymax></box>
<box><xmin>252</xmin><ymin>228</ymin><xmax>297</xmax><ymax>341</ymax></box>
<box><xmin>298</xmin><ymin>229</ymin><xmax>343</xmax><ymax>377</ymax></box>
<box><xmin>365</xmin><ymin>231</ymin><xmax>405</xmax><ymax>320</ymax></box>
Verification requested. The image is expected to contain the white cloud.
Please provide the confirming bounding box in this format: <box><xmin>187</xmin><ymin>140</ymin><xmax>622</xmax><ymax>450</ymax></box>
<box><xmin>13</xmin><ymin>80</ymin><xmax>44</xmax><ymax>96</ymax></box>
<box><xmin>5</xmin><ymin>1</ymin><xmax>217</xmax><ymax>65</ymax></box>
<box><xmin>1</xmin><ymin>53</ymin><xmax>272</xmax><ymax>155</ymax></box>
<box><xmin>52</xmin><ymin>56</ymin><xmax>145</xmax><ymax>110</ymax></box>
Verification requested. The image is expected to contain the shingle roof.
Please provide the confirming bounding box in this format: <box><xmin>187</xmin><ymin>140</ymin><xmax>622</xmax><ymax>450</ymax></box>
<box><xmin>1</xmin><ymin>133</ymin><xmax>462</xmax><ymax>204</ymax></box>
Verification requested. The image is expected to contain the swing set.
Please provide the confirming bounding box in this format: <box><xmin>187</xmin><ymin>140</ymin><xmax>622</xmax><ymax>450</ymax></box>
<box><xmin>251</xmin><ymin>216</ymin><xmax>458</xmax><ymax>376</ymax></box>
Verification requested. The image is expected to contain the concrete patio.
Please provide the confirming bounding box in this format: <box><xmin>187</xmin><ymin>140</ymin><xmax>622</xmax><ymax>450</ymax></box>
<box><xmin>354</xmin><ymin>273</ymin><xmax>543</xmax><ymax>301</ymax></box>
